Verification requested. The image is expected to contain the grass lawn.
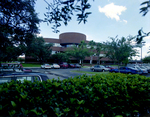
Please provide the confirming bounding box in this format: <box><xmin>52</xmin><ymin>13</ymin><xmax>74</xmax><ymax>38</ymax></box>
<box><xmin>71</xmin><ymin>70</ymin><xmax>109</xmax><ymax>75</ymax></box>
<box><xmin>21</xmin><ymin>63</ymin><xmax>41</xmax><ymax>67</ymax></box>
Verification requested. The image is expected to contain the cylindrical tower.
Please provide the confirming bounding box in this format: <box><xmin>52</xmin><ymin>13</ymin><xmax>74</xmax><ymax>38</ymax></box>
<box><xmin>59</xmin><ymin>32</ymin><xmax>86</xmax><ymax>46</ymax></box>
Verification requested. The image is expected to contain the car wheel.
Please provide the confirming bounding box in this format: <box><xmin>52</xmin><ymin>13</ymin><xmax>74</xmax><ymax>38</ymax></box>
<box><xmin>102</xmin><ymin>69</ymin><xmax>105</xmax><ymax>72</ymax></box>
<box><xmin>128</xmin><ymin>72</ymin><xmax>132</xmax><ymax>75</ymax></box>
<box><xmin>92</xmin><ymin>69</ymin><xmax>95</xmax><ymax>72</ymax></box>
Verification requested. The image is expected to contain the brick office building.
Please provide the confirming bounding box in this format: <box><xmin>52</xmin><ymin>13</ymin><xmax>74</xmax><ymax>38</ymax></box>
<box><xmin>26</xmin><ymin>32</ymin><xmax>113</xmax><ymax>64</ymax></box>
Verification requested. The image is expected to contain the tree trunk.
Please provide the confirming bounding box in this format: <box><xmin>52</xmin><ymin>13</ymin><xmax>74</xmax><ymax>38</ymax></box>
<box><xmin>90</xmin><ymin>55</ymin><xmax>93</xmax><ymax>64</ymax></box>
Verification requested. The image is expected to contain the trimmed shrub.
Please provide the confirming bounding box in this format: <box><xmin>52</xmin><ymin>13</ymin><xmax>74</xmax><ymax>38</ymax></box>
<box><xmin>0</xmin><ymin>73</ymin><xmax>150</xmax><ymax>116</ymax></box>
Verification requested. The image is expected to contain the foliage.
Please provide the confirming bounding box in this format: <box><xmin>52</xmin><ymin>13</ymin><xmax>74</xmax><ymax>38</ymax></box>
<box><xmin>88</xmin><ymin>41</ymin><xmax>105</xmax><ymax>65</ymax></box>
<box><xmin>0</xmin><ymin>73</ymin><xmax>150</xmax><ymax>116</ymax></box>
<box><xmin>21</xmin><ymin>63</ymin><xmax>41</xmax><ymax>67</ymax></box>
<box><xmin>136</xmin><ymin>1</ymin><xmax>150</xmax><ymax>44</ymax></box>
<box><xmin>26</xmin><ymin>36</ymin><xmax>53</xmax><ymax>63</ymax></box>
<box><xmin>136</xmin><ymin>28</ymin><xmax>150</xmax><ymax>44</ymax></box>
<box><xmin>44</xmin><ymin>0</ymin><xmax>93</xmax><ymax>33</ymax></box>
<box><xmin>71</xmin><ymin>70</ymin><xmax>109</xmax><ymax>75</ymax></box>
<box><xmin>143</xmin><ymin>55</ymin><xmax>150</xmax><ymax>63</ymax></box>
<box><xmin>0</xmin><ymin>0</ymin><xmax>40</xmax><ymax>62</ymax></box>
<box><xmin>50</xmin><ymin>53</ymin><xmax>70</xmax><ymax>63</ymax></box>
<box><xmin>17</xmin><ymin>58</ymin><xmax>25</xmax><ymax>63</ymax></box>
<box><xmin>104</xmin><ymin>36</ymin><xmax>138</xmax><ymax>66</ymax></box>
<box><xmin>66</xmin><ymin>40</ymin><xmax>92</xmax><ymax>65</ymax></box>
<box><xmin>140</xmin><ymin>0</ymin><xmax>150</xmax><ymax>16</ymax></box>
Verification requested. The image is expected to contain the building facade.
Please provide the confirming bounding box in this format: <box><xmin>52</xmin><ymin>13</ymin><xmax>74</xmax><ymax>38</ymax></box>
<box><xmin>26</xmin><ymin>32</ymin><xmax>113</xmax><ymax>64</ymax></box>
<box><xmin>44</xmin><ymin>32</ymin><xmax>112</xmax><ymax>64</ymax></box>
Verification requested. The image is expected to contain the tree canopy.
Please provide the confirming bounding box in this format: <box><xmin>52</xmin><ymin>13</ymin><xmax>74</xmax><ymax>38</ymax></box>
<box><xmin>140</xmin><ymin>0</ymin><xmax>150</xmax><ymax>16</ymax></box>
<box><xmin>50</xmin><ymin>53</ymin><xmax>70</xmax><ymax>64</ymax></box>
<box><xmin>143</xmin><ymin>55</ymin><xmax>150</xmax><ymax>63</ymax></box>
<box><xmin>44</xmin><ymin>0</ymin><xmax>93</xmax><ymax>33</ymax></box>
<box><xmin>88</xmin><ymin>41</ymin><xmax>105</xmax><ymax>65</ymax></box>
<box><xmin>26</xmin><ymin>36</ymin><xmax>53</xmax><ymax>63</ymax></box>
<box><xmin>136</xmin><ymin>0</ymin><xmax>150</xmax><ymax>44</ymax></box>
<box><xmin>66</xmin><ymin>40</ymin><xmax>92</xmax><ymax>65</ymax></box>
<box><xmin>104</xmin><ymin>36</ymin><xmax>138</xmax><ymax>65</ymax></box>
<box><xmin>0</xmin><ymin>0</ymin><xmax>40</xmax><ymax>62</ymax></box>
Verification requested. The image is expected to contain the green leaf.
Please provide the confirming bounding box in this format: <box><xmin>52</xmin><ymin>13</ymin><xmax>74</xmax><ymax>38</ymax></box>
<box><xmin>115</xmin><ymin>115</ymin><xmax>123</xmax><ymax>117</ymax></box>
<box><xmin>0</xmin><ymin>105</ymin><xmax>2</xmax><ymax>110</ymax></box>
<box><xmin>21</xmin><ymin>108</ymin><xmax>29</xmax><ymax>115</ymax></box>
<box><xmin>64</xmin><ymin>108</ymin><xmax>70</xmax><ymax>113</ymax></box>
<box><xmin>11</xmin><ymin>101</ymin><xmax>16</xmax><ymax>108</ymax></box>
<box><xmin>77</xmin><ymin>99</ymin><xmax>85</xmax><ymax>105</ymax></box>
<box><xmin>8</xmin><ymin>110</ymin><xmax>16</xmax><ymax>116</ymax></box>
<box><xmin>30</xmin><ymin>109</ymin><xmax>42</xmax><ymax>115</ymax></box>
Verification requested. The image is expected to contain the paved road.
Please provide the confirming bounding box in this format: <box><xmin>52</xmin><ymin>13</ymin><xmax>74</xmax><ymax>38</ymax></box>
<box><xmin>29</xmin><ymin>67</ymin><xmax>91</xmax><ymax>80</ymax></box>
<box><xmin>29</xmin><ymin>67</ymin><xmax>150</xmax><ymax>80</ymax></box>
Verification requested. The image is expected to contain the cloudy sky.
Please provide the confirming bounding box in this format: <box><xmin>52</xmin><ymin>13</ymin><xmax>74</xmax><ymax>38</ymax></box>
<box><xmin>35</xmin><ymin>0</ymin><xmax>150</xmax><ymax>60</ymax></box>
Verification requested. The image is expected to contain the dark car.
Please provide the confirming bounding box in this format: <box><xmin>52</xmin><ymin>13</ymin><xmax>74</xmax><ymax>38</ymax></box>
<box><xmin>59</xmin><ymin>62</ymin><xmax>68</xmax><ymax>68</ymax></box>
<box><xmin>0</xmin><ymin>72</ymin><xmax>49</xmax><ymax>84</ymax></box>
<box><xmin>68</xmin><ymin>64</ymin><xmax>75</xmax><ymax>68</ymax></box>
<box><xmin>109</xmin><ymin>67</ymin><xmax>142</xmax><ymax>74</ymax></box>
<box><xmin>74</xmin><ymin>64</ymin><xmax>81</xmax><ymax>68</ymax></box>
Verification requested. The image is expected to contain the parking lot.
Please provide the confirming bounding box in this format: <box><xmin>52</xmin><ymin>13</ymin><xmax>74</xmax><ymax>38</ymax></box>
<box><xmin>29</xmin><ymin>67</ymin><xmax>150</xmax><ymax>80</ymax></box>
<box><xmin>29</xmin><ymin>67</ymin><xmax>91</xmax><ymax>80</ymax></box>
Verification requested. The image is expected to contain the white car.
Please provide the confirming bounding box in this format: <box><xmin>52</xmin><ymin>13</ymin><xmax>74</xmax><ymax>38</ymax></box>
<box><xmin>41</xmin><ymin>64</ymin><xmax>52</xmax><ymax>69</ymax></box>
<box><xmin>90</xmin><ymin>65</ymin><xmax>110</xmax><ymax>72</ymax></box>
<box><xmin>133</xmin><ymin>66</ymin><xmax>148</xmax><ymax>74</ymax></box>
<box><xmin>52</xmin><ymin>63</ymin><xmax>60</xmax><ymax>69</ymax></box>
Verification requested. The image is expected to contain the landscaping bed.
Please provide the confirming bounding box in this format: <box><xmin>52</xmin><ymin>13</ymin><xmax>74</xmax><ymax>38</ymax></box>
<box><xmin>0</xmin><ymin>73</ymin><xmax>150</xmax><ymax>116</ymax></box>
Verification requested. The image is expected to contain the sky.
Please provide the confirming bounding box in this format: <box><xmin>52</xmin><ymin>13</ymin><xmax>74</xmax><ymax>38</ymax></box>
<box><xmin>35</xmin><ymin>0</ymin><xmax>150</xmax><ymax>60</ymax></box>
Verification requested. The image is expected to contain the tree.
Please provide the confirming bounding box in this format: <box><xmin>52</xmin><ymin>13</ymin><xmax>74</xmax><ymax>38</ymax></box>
<box><xmin>50</xmin><ymin>53</ymin><xmax>70</xmax><ymax>63</ymax></box>
<box><xmin>143</xmin><ymin>55</ymin><xmax>150</xmax><ymax>63</ymax></box>
<box><xmin>136</xmin><ymin>1</ymin><xmax>150</xmax><ymax>44</ymax></box>
<box><xmin>88</xmin><ymin>40</ymin><xmax>95</xmax><ymax>64</ymax></box>
<box><xmin>104</xmin><ymin>36</ymin><xmax>138</xmax><ymax>67</ymax></box>
<box><xmin>26</xmin><ymin>36</ymin><xmax>53</xmax><ymax>63</ymax></box>
<box><xmin>0</xmin><ymin>0</ymin><xmax>40</xmax><ymax>63</ymax></box>
<box><xmin>88</xmin><ymin>41</ymin><xmax>105</xmax><ymax>65</ymax></box>
<box><xmin>66</xmin><ymin>40</ymin><xmax>92</xmax><ymax>66</ymax></box>
<box><xmin>136</xmin><ymin>28</ymin><xmax>150</xmax><ymax>44</ymax></box>
<box><xmin>140</xmin><ymin>0</ymin><xmax>150</xmax><ymax>16</ymax></box>
<box><xmin>44</xmin><ymin>0</ymin><xmax>93</xmax><ymax>33</ymax></box>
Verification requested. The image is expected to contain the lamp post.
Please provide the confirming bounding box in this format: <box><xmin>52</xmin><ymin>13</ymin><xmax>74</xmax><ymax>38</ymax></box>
<box><xmin>140</xmin><ymin>41</ymin><xmax>146</xmax><ymax>62</ymax></box>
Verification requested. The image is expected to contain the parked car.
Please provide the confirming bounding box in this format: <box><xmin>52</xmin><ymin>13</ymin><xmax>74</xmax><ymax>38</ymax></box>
<box><xmin>143</xmin><ymin>66</ymin><xmax>150</xmax><ymax>73</ymax></box>
<box><xmin>59</xmin><ymin>62</ymin><xmax>68</xmax><ymax>68</ymax></box>
<box><xmin>0</xmin><ymin>72</ymin><xmax>49</xmax><ymax>84</ymax></box>
<box><xmin>104</xmin><ymin>65</ymin><xmax>115</xmax><ymax>70</ymax></box>
<box><xmin>68</xmin><ymin>64</ymin><xmax>75</xmax><ymax>68</ymax></box>
<box><xmin>74</xmin><ymin>64</ymin><xmax>81</xmax><ymax>68</ymax></box>
<box><xmin>132</xmin><ymin>66</ymin><xmax>148</xmax><ymax>74</ymax></box>
<box><xmin>41</xmin><ymin>64</ymin><xmax>52</xmax><ymax>69</ymax></box>
<box><xmin>0</xmin><ymin>63</ymin><xmax>32</xmax><ymax>73</ymax></box>
<box><xmin>109</xmin><ymin>67</ymin><xmax>142</xmax><ymax>74</ymax></box>
<box><xmin>21</xmin><ymin>68</ymin><xmax>32</xmax><ymax>72</ymax></box>
<box><xmin>52</xmin><ymin>63</ymin><xmax>60</xmax><ymax>69</ymax></box>
<box><xmin>90</xmin><ymin>65</ymin><xmax>110</xmax><ymax>72</ymax></box>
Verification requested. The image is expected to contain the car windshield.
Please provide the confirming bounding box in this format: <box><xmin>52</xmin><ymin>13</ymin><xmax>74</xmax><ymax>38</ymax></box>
<box><xmin>0</xmin><ymin>77</ymin><xmax>12</xmax><ymax>84</ymax></box>
<box><xmin>140</xmin><ymin>66</ymin><xmax>146</xmax><ymax>69</ymax></box>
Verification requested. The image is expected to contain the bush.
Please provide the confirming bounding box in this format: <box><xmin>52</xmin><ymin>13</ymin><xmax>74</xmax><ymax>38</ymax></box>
<box><xmin>0</xmin><ymin>73</ymin><xmax>150</xmax><ymax>116</ymax></box>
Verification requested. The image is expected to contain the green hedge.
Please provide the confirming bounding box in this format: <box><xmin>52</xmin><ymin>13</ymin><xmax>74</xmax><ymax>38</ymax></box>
<box><xmin>0</xmin><ymin>73</ymin><xmax>150</xmax><ymax>117</ymax></box>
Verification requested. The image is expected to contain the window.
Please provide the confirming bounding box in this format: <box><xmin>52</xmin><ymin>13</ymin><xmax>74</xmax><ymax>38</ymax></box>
<box><xmin>16</xmin><ymin>76</ymin><xmax>33</xmax><ymax>83</ymax></box>
<box><xmin>0</xmin><ymin>77</ymin><xmax>12</xmax><ymax>84</ymax></box>
<box><xmin>34</xmin><ymin>76</ymin><xmax>40</xmax><ymax>81</ymax></box>
<box><xmin>54</xmin><ymin>43</ymin><xmax>61</xmax><ymax>47</ymax></box>
<box><xmin>52</xmin><ymin>51</ymin><xmax>56</xmax><ymax>54</ymax></box>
